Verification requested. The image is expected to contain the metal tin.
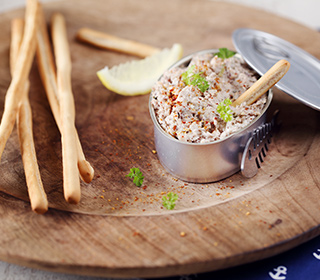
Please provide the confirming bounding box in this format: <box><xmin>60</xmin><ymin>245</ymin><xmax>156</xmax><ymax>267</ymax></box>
<box><xmin>149</xmin><ymin>49</ymin><xmax>273</xmax><ymax>183</ymax></box>
<box><xmin>232</xmin><ymin>28</ymin><xmax>320</xmax><ymax>111</ymax></box>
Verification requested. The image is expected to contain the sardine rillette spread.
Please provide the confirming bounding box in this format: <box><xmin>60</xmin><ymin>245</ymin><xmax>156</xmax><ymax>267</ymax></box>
<box><xmin>151</xmin><ymin>53</ymin><xmax>267</xmax><ymax>143</ymax></box>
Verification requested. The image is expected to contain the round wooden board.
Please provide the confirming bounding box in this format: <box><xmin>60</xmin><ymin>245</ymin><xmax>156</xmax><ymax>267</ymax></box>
<box><xmin>0</xmin><ymin>0</ymin><xmax>320</xmax><ymax>278</ymax></box>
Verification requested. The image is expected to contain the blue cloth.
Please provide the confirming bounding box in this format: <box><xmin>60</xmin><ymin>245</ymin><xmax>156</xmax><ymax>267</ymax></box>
<box><xmin>146</xmin><ymin>235</ymin><xmax>320</xmax><ymax>280</ymax></box>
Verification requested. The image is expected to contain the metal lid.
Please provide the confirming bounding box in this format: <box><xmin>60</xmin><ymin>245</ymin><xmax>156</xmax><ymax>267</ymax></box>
<box><xmin>232</xmin><ymin>28</ymin><xmax>320</xmax><ymax>111</ymax></box>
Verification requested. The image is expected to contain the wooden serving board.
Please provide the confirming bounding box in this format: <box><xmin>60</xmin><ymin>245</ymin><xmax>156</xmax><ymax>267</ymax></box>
<box><xmin>0</xmin><ymin>0</ymin><xmax>320</xmax><ymax>277</ymax></box>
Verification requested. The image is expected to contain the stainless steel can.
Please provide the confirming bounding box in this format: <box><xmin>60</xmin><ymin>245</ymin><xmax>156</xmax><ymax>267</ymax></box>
<box><xmin>149</xmin><ymin>49</ymin><xmax>273</xmax><ymax>183</ymax></box>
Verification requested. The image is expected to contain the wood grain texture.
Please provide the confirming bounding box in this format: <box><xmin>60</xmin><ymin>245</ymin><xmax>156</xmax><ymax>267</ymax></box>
<box><xmin>0</xmin><ymin>0</ymin><xmax>320</xmax><ymax>277</ymax></box>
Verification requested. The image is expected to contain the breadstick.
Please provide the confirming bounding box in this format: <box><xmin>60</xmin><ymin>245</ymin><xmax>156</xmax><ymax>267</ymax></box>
<box><xmin>51</xmin><ymin>13</ymin><xmax>81</xmax><ymax>204</ymax></box>
<box><xmin>232</xmin><ymin>59</ymin><xmax>290</xmax><ymax>106</ymax></box>
<box><xmin>76</xmin><ymin>27</ymin><xmax>160</xmax><ymax>58</ymax></box>
<box><xmin>11</xmin><ymin>18</ymin><xmax>48</xmax><ymax>214</ymax></box>
<box><xmin>0</xmin><ymin>0</ymin><xmax>39</xmax><ymax>161</ymax></box>
<box><xmin>18</xmin><ymin>100</ymin><xmax>48</xmax><ymax>213</ymax></box>
<box><xmin>10</xmin><ymin>19</ymin><xmax>23</xmax><ymax>73</ymax></box>
<box><xmin>36</xmin><ymin>6</ymin><xmax>94</xmax><ymax>183</ymax></box>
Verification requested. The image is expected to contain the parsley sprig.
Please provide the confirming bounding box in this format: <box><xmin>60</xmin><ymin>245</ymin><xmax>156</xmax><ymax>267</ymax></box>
<box><xmin>126</xmin><ymin>167</ymin><xmax>144</xmax><ymax>187</ymax></box>
<box><xmin>162</xmin><ymin>192</ymin><xmax>178</xmax><ymax>210</ymax></box>
<box><xmin>217</xmin><ymin>98</ymin><xmax>233</xmax><ymax>122</ymax></box>
<box><xmin>214</xmin><ymin>47</ymin><xmax>236</xmax><ymax>59</ymax></box>
<box><xmin>181</xmin><ymin>65</ymin><xmax>209</xmax><ymax>93</ymax></box>
<box><xmin>215</xmin><ymin>48</ymin><xmax>236</xmax><ymax>77</ymax></box>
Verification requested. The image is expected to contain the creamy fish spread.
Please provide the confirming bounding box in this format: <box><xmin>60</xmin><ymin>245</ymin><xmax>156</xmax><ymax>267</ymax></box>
<box><xmin>151</xmin><ymin>52</ymin><xmax>267</xmax><ymax>143</ymax></box>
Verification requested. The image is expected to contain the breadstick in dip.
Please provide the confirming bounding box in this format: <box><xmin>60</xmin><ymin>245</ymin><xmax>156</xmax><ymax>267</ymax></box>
<box><xmin>232</xmin><ymin>59</ymin><xmax>290</xmax><ymax>106</ymax></box>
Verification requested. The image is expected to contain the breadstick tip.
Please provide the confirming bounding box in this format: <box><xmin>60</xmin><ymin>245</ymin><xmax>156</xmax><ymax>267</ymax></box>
<box><xmin>78</xmin><ymin>160</ymin><xmax>94</xmax><ymax>183</ymax></box>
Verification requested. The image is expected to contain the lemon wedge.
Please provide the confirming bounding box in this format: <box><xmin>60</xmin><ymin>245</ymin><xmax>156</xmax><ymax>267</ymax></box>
<box><xmin>97</xmin><ymin>43</ymin><xmax>183</xmax><ymax>96</ymax></box>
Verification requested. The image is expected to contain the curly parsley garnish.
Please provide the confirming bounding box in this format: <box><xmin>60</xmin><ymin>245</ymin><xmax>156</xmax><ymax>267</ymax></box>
<box><xmin>217</xmin><ymin>98</ymin><xmax>233</xmax><ymax>122</ymax></box>
<box><xmin>126</xmin><ymin>167</ymin><xmax>144</xmax><ymax>187</ymax></box>
<box><xmin>162</xmin><ymin>192</ymin><xmax>178</xmax><ymax>210</ymax></box>
<box><xmin>215</xmin><ymin>48</ymin><xmax>236</xmax><ymax>77</ymax></box>
<box><xmin>181</xmin><ymin>65</ymin><xmax>209</xmax><ymax>93</ymax></box>
<box><xmin>214</xmin><ymin>47</ymin><xmax>236</xmax><ymax>59</ymax></box>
